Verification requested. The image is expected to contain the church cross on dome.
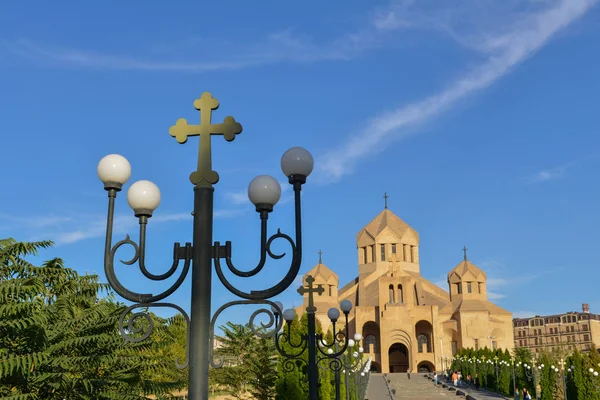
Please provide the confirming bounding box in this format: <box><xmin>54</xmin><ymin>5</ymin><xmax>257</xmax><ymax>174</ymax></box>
<box><xmin>463</xmin><ymin>246</ymin><xmax>468</xmax><ymax>260</ymax></box>
<box><xmin>318</xmin><ymin>249</ymin><xmax>323</xmax><ymax>264</ymax></box>
<box><xmin>383</xmin><ymin>193</ymin><xmax>389</xmax><ymax>209</ymax></box>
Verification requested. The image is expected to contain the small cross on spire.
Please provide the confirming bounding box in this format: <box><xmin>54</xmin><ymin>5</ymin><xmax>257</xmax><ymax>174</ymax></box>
<box><xmin>463</xmin><ymin>246</ymin><xmax>468</xmax><ymax>260</ymax></box>
<box><xmin>318</xmin><ymin>249</ymin><xmax>323</xmax><ymax>264</ymax></box>
<box><xmin>384</xmin><ymin>193</ymin><xmax>389</xmax><ymax>209</ymax></box>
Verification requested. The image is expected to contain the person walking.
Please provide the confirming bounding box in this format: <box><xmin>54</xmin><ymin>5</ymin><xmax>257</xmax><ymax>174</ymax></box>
<box><xmin>514</xmin><ymin>387</ymin><xmax>520</xmax><ymax>400</ymax></box>
<box><xmin>474</xmin><ymin>373</ymin><xmax>480</xmax><ymax>390</ymax></box>
<box><xmin>452</xmin><ymin>371</ymin><xmax>458</xmax><ymax>386</ymax></box>
<box><xmin>434</xmin><ymin>372</ymin><xmax>438</xmax><ymax>385</ymax></box>
<box><xmin>407</xmin><ymin>368</ymin><xmax>411</xmax><ymax>380</ymax></box>
<box><xmin>522</xmin><ymin>388</ymin><xmax>531</xmax><ymax>399</ymax></box>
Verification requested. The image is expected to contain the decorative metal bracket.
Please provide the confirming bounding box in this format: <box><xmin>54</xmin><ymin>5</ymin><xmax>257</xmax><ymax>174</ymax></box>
<box><xmin>213</xmin><ymin>181</ymin><xmax>304</xmax><ymax>300</ymax></box>
<box><xmin>208</xmin><ymin>299</ymin><xmax>283</xmax><ymax>368</ymax></box>
<box><xmin>118</xmin><ymin>302</ymin><xmax>190</xmax><ymax>369</ymax></box>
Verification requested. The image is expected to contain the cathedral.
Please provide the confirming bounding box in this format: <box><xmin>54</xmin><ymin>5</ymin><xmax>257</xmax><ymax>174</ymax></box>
<box><xmin>295</xmin><ymin>205</ymin><xmax>514</xmax><ymax>374</ymax></box>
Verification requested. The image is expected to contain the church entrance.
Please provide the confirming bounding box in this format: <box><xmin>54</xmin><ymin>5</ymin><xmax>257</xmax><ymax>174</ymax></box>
<box><xmin>388</xmin><ymin>343</ymin><xmax>409</xmax><ymax>373</ymax></box>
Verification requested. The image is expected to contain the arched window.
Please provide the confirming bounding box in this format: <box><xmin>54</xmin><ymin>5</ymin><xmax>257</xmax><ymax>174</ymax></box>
<box><xmin>388</xmin><ymin>284</ymin><xmax>395</xmax><ymax>303</ymax></box>
<box><xmin>417</xmin><ymin>334</ymin><xmax>429</xmax><ymax>353</ymax></box>
<box><xmin>397</xmin><ymin>284</ymin><xmax>403</xmax><ymax>304</ymax></box>
<box><xmin>365</xmin><ymin>335</ymin><xmax>377</xmax><ymax>353</ymax></box>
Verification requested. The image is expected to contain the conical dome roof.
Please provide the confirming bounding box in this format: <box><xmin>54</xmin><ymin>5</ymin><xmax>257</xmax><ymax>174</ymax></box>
<box><xmin>357</xmin><ymin>209</ymin><xmax>419</xmax><ymax>242</ymax></box>
<box><xmin>447</xmin><ymin>258</ymin><xmax>486</xmax><ymax>280</ymax></box>
<box><xmin>304</xmin><ymin>262</ymin><xmax>338</xmax><ymax>284</ymax></box>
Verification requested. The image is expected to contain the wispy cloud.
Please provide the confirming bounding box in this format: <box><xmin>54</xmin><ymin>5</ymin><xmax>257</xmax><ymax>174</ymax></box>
<box><xmin>2</xmin><ymin>27</ymin><xmax>374</xmax><ymax>72</ymax></box>
<box><xmin>523</xmin><ymin>152</ymin><xmax>600</xmax><ymax>184</ymax></box>
<box><xmin>525</xmin><ymin>166</ymin><xmax>567</xmax><ymax>183</ymax></box>
<box><xmin>318</xmin><ymin>0</ymin><xmax>597</xmax><ymax>182</ymax></box>
<box><xmin>0</xmin><ymin>214</ymin><xmax>73</xmax><ymax>229</ymax></box>
<box><xmin>488</xmin><ymin>292</ymin><xmax>505</xmax><ymax>300</ymax></box>
<box><xmin>0</xmin><ymin>210</ymin><xmax>242</xmax><ymax>245</ymax></box>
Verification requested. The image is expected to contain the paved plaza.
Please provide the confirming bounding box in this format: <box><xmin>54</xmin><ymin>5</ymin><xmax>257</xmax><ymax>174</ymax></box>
<box><xmin>366</xmin><ymin>373</ymin><xmax>510</xmax><ymax>400</ymax></box>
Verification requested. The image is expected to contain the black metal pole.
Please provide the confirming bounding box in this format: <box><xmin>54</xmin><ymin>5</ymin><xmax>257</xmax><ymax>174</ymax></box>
<box><xmin>189</xmin><ymin>186</ymin><xmax>213</xmax><ymax>399</ymax></box>
<box><xmin>334</xmin><ymin>342</ymin><xmax>340</xmax><ymax>400</ymax></box>
<box><xmin>344</xmin><ymin>356</ymin><xmax>350</xmax><ymax>400</ymax></box>
<box><xmin>334</xmin><ymin>367</ymin><xmax>341</xmax><ymax>400</ymax></box>
<box><xmin>563</xmin><ymin>371</ymin><xmax>568</xmax><ymax>400</ymax></box>
<box><xmin>307</xmin><ymin>310</ymin><xmax>318</xmax><ymax>400</ymax></box>
<box><xmin>495</xmin><ymin>364</ymin><xmax>499</xmax><ymax>392</ymax></box>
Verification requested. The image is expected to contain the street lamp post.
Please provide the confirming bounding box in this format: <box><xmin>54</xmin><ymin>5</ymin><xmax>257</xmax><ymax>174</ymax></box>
<box><xmin>342</xmin><ymin>337</ymin><xmax>365</xmax><ymax>400</ymax></box>
<box><xmin>510</xmin><ymin>357</ymin><xmax>517</xmax><ymax>396</ymax></box>
<box><xmin>493</xmin><ymin>356</ymin><xmax>499</xmax><ymax>392</ymax></box>
<box><xmin>355</xmin><ymin>358</ymin><xmax>372</xmax><ymax>400</ymax></box>
<box><xmin>588</xmin><ymin>366</ymin><xmax>600</xmax><ymax>392</ymax></box>
<box><xmin>98</xmin><ymin>92</ymin><xmax>314</xmax><ymax>400</ymax></box>
<box><xmin>524</xmin><ymin>359</ymin><xmax>543</xmax><ymax>400</ymax></box>
<box><xmin>272</xmin><ymin>275</ymin><xmax>353</xmax><ymax>400</ymax></box>
<box><xmin>551</xmin><ymin>358</ymin><xmax>572</xmax><ymax>400</ymax></box>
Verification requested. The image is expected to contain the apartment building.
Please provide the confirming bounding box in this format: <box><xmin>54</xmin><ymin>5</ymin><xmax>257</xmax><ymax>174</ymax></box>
<box><xmin>513</xmin><ymin>303</ymin><xmax>600</xmax><ymax>353</ymax></box>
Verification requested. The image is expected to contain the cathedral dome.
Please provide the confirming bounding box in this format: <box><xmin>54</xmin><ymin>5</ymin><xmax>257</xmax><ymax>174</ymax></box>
<box><xmin>357</xmin><ymin>209</ymin><xmax>419</xmax><ymax>242</ymax></box>
<box><xmin>303</xmin><ymin>252</ymin><xmax>338</xmax><ymax>285</ymax></box>
<box><xmin>447</xmin><ymin>257</ymin><xmax>486</xmax><ymax>281</ymax></box>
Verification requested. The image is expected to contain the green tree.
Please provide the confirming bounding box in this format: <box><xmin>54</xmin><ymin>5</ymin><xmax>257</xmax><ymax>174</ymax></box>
<box><xmin>248</xmin><ymin>335</ymin><xmax>278</xmax><ymax>400</ymax></box>
<box><xmin>275</xmin><ymin>314</ymin><xmax>306</xmax><ymax>400</ymax></box>
<box><xmin>213</xmin><ymin>322</ymin><xmax>256</xmax><ymax>398</ymax></box>
<box><xmin>0</xmin><ymin>238</ymin><xmax>183</xmax><ymax>399</ymax></box>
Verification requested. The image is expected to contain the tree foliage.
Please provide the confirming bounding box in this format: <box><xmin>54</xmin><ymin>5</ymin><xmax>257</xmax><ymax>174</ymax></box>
<box><xmin>452</xmin><ymin>343</ymin><xmax>600</xmax><ymax>400</ymax></box>
<box><xmin>0</xmin><ymin>238</ymin><xmax>185</xmax><ymax>399</ymax></box>
<box><xmin>212</xmin><ymin>321</ymin><xmax>278</xmax><ymax>399</ymax></box>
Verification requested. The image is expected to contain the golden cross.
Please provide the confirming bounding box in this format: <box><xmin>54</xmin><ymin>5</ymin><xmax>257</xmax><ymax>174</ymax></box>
<box><xmin>169</xmin><ymin>92</ymin><xmax>243</xmax><ymax>187</ymax></box>
<box><xmin>297</xmin><ymin>274</ymin><xmax>324</xmax><ymax>313</ymax></box>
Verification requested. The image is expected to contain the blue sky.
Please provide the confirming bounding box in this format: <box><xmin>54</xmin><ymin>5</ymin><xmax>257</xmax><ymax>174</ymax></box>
<box><xmin>1</xmin><ymin>0</ymin><xmax>600</xmax><ymax>328</ymax></box>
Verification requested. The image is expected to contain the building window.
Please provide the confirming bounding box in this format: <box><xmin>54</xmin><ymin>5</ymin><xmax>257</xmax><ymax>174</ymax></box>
<box><xmin>418</xmin><ymin>334</ymin><xmax>429</xmax><ymax>353</ymax></box>
<box><xmin>584</xmin><ymin>334</ymin><xmax>590</xmax><ymax>342</ymax></box>
<box><xmin>456</xmin><ymin>283</ymin><xmax>462</xmax><ymax>295</ymax></box>
<box><xmin>570</xmin><ymin>326</ymin><xmax>575</xmax><ymax>333</ymax></box>
<box><xmin>582</xmin><ymin>324</ymin><xmax>588</xmax><ymax>331</ymax></box>
<box><xmin>371</xmin><ymin>245</ymin><xmax>375</xmax><ymax>263</ymax></box>
<box><xmin>328</xmin><ymin>285</ymin><xmax>333</xmax><ymax>296</ymax></box>
<box><xmin>474</xmin><ymin>339</ymin><xmax>479</xmax><ymax>351</ymax></box>
<box><xmin>467</xmin><ymin>282</ymin><xmax>472</xmax><ymax>294</ymax></box>
<box><xmin>388</xmin><ymin>284</ymin><xmax>395</xmax><ymax>304</ymax></box>
<box><xmin>380</xmin><ymin>244</ymin><xmax>386</xmax><ymax>261</ymax></box>
<box><xmin>410</xmin><ymin>245</ymin><xmax>415</xmax><ymax>263</ymax></box>
<box><xmin>391</xmin><ymin>244</ymin><xmax>397</xmax><ymax>254</ymax></box>
<box><xmin>397</xmin><ymin>284</ymin><xmax>403</xmax><ymax>304</ymax></box>
<box><xmin>365</xmin><ymin>335</ymin><xmax>377</xmax><ymax>353</ymax></box>
<box><xmin>519</xmin><ymin>340</ymin><xmax>523</xmax><ymax>347</ymax></box>
<box><xmin>362</xmin><ymin>247</ymin><xmax>367</xmax><ymax>264</ymax></box>
<box><xmin>478</xmin><ymin>282</ymin><xmax>482</xmax><ymax>293</ymax></box>
<box><xmin>534</xmin><ymin>338</ymin><xmax>538</xmax><ymax>345</ymax></box>
<box><xmin>451</xmin><ymin>341</ymin><xmax>457</xmax><ymax>355</ymax></box>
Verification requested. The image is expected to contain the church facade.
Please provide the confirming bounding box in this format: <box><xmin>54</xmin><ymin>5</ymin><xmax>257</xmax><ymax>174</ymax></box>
<box><xmin>295</xmin><ymin>207</ymin><xmax>514</xmax><ymax>374</ymax></box>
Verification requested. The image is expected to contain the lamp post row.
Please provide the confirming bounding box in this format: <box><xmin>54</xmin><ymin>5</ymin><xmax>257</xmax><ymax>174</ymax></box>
<box><xmin>272</xmin><ymin>274</ymin><xmax>367</xmax><ymax>400</ymax></box>
<box><xmin>98</xmin><ymin>92</ymin><xmax>315</xmax><ymax>400</ymax></box>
